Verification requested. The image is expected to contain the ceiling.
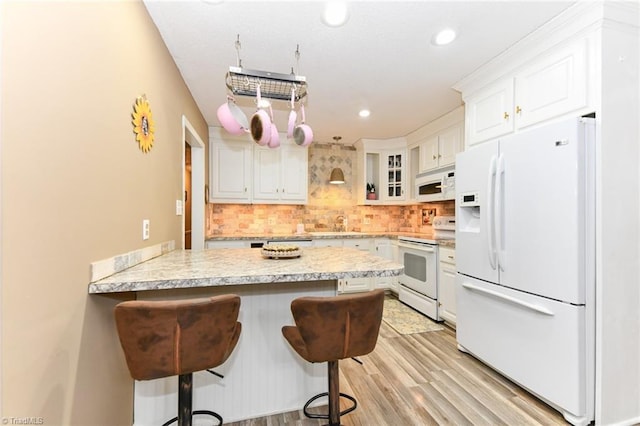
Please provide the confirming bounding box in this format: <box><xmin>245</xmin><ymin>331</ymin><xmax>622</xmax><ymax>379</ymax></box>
<box><xmin>143</xmin><ymin>0</ymin><xmax>574</xmax><ymax>145</ymax></box>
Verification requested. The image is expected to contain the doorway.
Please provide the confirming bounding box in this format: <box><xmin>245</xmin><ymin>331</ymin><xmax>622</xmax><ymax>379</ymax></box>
<box><xmin>182</xmin><ymin>116</ymin><xmax>205</xmax><ymax>250</ymax></box>
<box><xmin>184</xmin><ymin>144</ymin><xmax>192</xmax><ymax>249</ymax></box>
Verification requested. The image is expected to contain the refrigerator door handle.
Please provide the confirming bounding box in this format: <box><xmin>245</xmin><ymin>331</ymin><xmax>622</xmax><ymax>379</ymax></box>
<box><xmin>487</xmin><ymin>155</ymin><xmax>497</xmax><ymax>270</ymax></box>
<box><xmin>461</xmin><ymin>282</ymin><xmax>555</xmax><ymax>316</ymax></box>
<box><xmin>495</xmin><ymin>153</ymin><xmax>505</xmax><ymax>272</ymax></box>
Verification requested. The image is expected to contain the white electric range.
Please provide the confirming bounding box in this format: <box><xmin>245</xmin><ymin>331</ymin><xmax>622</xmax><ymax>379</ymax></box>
<box><xmin>398</xmin><ymin>215</ymin><xmax>455</xmax><ymax>320</ymax></box>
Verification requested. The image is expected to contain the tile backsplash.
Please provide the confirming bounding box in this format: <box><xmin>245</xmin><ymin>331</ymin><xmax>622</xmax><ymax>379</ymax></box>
<box><xmin>206</xmin><ymin>201</ymin><xmax>455</xmax><ymax>236</ymax></box>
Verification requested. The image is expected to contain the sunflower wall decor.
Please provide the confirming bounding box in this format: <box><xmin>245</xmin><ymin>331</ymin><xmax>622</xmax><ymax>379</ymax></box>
<box><xmin>131</xmin><ymin>95</ymin><xmax>155</xmax><ymax>153</ymax></box>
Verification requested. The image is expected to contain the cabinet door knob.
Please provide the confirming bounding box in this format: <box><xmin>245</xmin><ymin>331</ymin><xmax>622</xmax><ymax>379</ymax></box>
<box><xmin>503</xmin><ymin>112</ymin><xmax>510</xmax><ymax>120</ymax></box>
<box><xmin>433</xmin><ymin>155</ymin><xmax>437</xmax><ymax>160</ymax></box>
<box><xmin>438</xmin><ymin>154</ymin><xmax>442</xmax><ymax>158</ymax></box>
<box><xmin>516</xmin><ymin>105</ymin><xmax>522</xmax><ymax>114</ymax></box>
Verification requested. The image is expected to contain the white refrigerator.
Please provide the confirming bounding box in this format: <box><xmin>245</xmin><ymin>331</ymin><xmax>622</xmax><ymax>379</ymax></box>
<box><xmin>455</xmin><ymin>117</ymin><xmax>595</xmax><ymax>426</ymax></box>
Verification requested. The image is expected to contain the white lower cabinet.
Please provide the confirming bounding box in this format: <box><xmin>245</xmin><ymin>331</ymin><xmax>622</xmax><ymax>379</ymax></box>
<box><xmin>372</xmin><ymin>238</ymin><xmax>394</xmax><ymax>291</ymax></box>
<box><xmin>438</xmin><ymin>245</ymin><xmax>457</xmax><ymax>327</ymax></box>
<box><xmin>205</xmin><ymin>240</ymin><xmax>251</xmax><ymax>249</ymax></box>
<box><xmin>390</xmin><ymin>240</ymin><xmax>399</xmax><ymax>293</ymax></box>
<box><xmin>338</xmin><ymin>277</ymin><xmax>371</xmax><ymax>293</ymax></box>
<box><xmin>340</xmin><ymin>239</ymin><xmax>374</xmax><ymax>294</ymax></box>
<box><xmin>312</xmin><ymin>239</ymin><xmax>343</xmax><ymax>248</ymax></box>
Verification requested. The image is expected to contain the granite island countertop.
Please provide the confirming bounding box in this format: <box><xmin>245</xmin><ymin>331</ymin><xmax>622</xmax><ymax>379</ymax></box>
<box><xmin>89</xmin><ymin>247</ymin><xmax>404</xmax><ymax>294</ymax></box>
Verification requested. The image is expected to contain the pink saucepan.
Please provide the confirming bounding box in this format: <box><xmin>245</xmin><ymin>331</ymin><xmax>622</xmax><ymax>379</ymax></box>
<box><xmin>250</xmin><ymin>85</ymin><xmax>272</xmax><ymax>146</ymax></box>
<box><xmin>293</xmin><ymin>104</ymin><xmax>313</xmax><ymax>147</ymax></box>
<box><xmin>216</xmin><ymin>96</ymin><xmax>249</xmax><ymax>135</ymax></box>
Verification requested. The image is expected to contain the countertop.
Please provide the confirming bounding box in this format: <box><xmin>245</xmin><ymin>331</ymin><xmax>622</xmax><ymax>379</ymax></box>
<box><xmin>207</xmin><ymin>231</ymin><xmax>456</xmax><ymax>247</ymax></box>
<box><xmin>89</xmin><ymin>247</ymin><xmax>404</xmax><ymax>294</ymax></box>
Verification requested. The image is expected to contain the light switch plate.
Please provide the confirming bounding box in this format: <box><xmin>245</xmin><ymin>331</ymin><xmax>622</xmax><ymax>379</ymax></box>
<box><xmin>176</xmin><ymin>200</ymin><xmax>183</xmax><ymax>216</ymax></box>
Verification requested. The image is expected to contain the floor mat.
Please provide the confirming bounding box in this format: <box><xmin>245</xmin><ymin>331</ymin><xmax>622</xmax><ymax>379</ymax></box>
<box><xmin>382</xmin><ymin>296</ymin><xmax>444</xmax><ymax>335</ymax></box>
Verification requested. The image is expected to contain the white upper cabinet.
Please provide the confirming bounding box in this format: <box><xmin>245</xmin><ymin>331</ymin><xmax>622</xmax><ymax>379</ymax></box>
<box><xmin>419</xmin><ymin>123</ymin><xmax>463</xmax><ymax>172</ymax></box>
<box><xmin>406</xmin><ymin>106</ymin><xmax>465</xmax><ymax>179</ymax></box>
<box><xmin>209</xmin><ymin>139</ymin><xmax>252</xmax><ymax>203</ymax></box>
<box><xmin>279</xmin><ymin>145</ymin><xmax>308</xmax><ymax>201</ymax></box>
<box><xmin>253</xmin><ymin>142</ymin><xmax>308</xmax><ymax>204</ymax></box>
<box><xmin>464</xmin><ymin>38</ymin><xmax>590</xmax><ymax>146</ymax></box>
<box><xmin>252</xmin><ymin>146</ymin><xmax>280</xmax><ymax>201</ymax></box>
<box><xmin>209</xmin><ymin>128</ymin><xmax>308</xmax><ymax>204</ymax></box>
<box><xmin>514</xmin><ymin>39</ymin><xmax>588</xmax><ymax>129</ymax></box>
<box><xmin>465</xmin><ymin>79</ymin><xmax>515</xmax><ymax>145</ymax></box>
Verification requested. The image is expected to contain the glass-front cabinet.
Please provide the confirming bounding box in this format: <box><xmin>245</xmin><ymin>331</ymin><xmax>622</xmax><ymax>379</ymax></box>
<box><xmin>354</xmin><ymin>137</ymin><xmax>407</xmax><ymax>205</ymax></box>
<box><xmin>386</xmin><ymin>151</ymin><xmax>404</xmax><ymax>200</ymax></box>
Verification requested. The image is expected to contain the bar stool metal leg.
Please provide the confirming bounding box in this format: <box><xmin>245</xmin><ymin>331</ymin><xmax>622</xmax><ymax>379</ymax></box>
<box><xmin>161</xmin><ymin>373</ymin><xmax>223</xmax><ymax>426</ymax></box>
<box><xmin>178</xmin><ymin>373</ymin><xmax>192</xmax><ymax>426</ymax></box>
<box><xmin>328</xmin><ymin>360</ymin><xmax>340</xmax><ymax>426</ymax></box>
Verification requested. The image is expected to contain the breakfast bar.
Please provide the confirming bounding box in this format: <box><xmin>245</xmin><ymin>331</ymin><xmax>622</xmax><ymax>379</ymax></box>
<box><xmin>90</xmin><ymin>247</ymin><xmax>403</xmax><ymax>424</ymax></box>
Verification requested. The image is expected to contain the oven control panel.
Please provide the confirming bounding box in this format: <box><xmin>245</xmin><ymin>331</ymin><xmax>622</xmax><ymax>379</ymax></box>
<box><xmin>432</xmin><ymin>215</ymin><xmax>455</xmax><ymax>231</ymax></box>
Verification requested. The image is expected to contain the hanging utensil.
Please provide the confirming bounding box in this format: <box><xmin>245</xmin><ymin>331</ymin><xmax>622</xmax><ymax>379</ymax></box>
<box><xmin>287</xmin><ymin>87</ymin><xmax>297</xmax><ymax>139</ymax></box>
<box><xmin>268</xmin><ymin>105</ymin><xmax>280</xmax><ymax>148</ymax></box>
<box><xmin>293</xmin><ymin>104</ymin><xmax>313</xmax><ymax>147</ymax></box>
<box><xmin>250</xmin><ymin>84</ymin><xmax>272</xmax><ymax>146</ymax></box>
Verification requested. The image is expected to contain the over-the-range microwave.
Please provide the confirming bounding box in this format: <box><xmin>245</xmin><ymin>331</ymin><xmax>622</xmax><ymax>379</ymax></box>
<box><xmin>415</xmin><ymin>167</ymin><xmax>455</xmax><ymax>202</ymax></box>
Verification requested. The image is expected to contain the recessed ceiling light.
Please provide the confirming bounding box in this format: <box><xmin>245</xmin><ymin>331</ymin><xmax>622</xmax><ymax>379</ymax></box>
<box><xmin>432</xmin><ymin>28</ymin><xmax>457</xmax><ymax>46</ymax></box>
<box><xmin>359</xmin><ymin>109</ymin><xmax>370</xmax><ymax>118</ymax></box>
<box><xmin>322</xmin><ymin>1</ymin><xmax>350</xmax><ymax>27</ymax></box>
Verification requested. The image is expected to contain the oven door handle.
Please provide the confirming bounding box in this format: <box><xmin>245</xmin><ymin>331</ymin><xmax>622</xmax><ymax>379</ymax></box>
<box><xmin>398</xmin><ymin>241</ymin><xmax>436</xmax><ymax>252</ymax></box>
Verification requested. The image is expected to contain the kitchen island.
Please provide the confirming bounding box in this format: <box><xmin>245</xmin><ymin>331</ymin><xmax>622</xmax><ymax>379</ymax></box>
<box><xmin>90</xmin><ymin>247</ymin><xmax>403</xmax><ymax>424</ymax></box>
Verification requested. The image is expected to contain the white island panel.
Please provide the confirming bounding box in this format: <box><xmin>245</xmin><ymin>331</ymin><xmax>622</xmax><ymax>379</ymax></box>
<box><xmin>134</xmin><ymin>281</ymin><xmax>334</xmax><ymax>425</ymax></box>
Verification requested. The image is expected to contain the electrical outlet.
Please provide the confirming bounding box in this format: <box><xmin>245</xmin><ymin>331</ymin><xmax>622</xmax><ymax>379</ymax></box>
<box><xmin>268</xmin><ymin>217</ymin><xmax>276</xmax><ymax>225</ymax></box>
<box><xmin>176</xmin><ymin>199</ymin><xmax>183</xmax><ymax>216</ymax></box>
<box><xmin>142</xmin><ymin>219</ymin><xmax>150</xmax><ymax>240</ymax></box>
<box><xmin>364</xmin><ymin>217</ymin><xmax>371</xmax><ymax>225</ymax></box>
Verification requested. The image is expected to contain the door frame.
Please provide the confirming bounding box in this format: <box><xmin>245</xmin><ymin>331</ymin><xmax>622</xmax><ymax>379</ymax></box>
<box><xmin>182</xmin><ymin>115</ymin><xmax>205</xmax><ymax>250</ymax></box>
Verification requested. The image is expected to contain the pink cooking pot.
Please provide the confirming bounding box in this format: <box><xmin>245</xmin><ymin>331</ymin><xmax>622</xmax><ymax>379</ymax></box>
<box><xmin>250</xmin><ymin>85</ymin><xmax>272</xmax><ymax>146</ymax></box>
<box><xmin>216</xmin><ymin>96</ymin><xmax>249</xmax><ymax>135</ymax></box>
<box><xmin>268</xmin><ymin>106</ymin><xmax>280</xmax><ymax>148</ymax></box>
<box><xmin>287</xmin><ymin>87</ymin><xmax>297</xmax><ymax>139</ymax></box>
<box><xmin>293</xmin><ymin>104</ymin><xmax>313</xmax><ymax>147</ymax></box>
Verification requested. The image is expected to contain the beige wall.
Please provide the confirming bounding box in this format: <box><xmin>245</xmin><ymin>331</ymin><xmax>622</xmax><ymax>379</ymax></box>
<box><xmin>1</xmin><ymin>1</ymin><xmax>208</xmax><ymax>424</ymax></box>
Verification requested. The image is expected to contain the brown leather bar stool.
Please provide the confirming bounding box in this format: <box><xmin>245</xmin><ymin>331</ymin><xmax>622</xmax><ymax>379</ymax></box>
<box><xmin>282</xmin><ymin>289</ymin><xmax>385</xmax><ymax>426</ymax></box>
<box><xmin>114</xmin><ymin>295</ymin><xmax>241</xmax><ymax>426</ymax></box>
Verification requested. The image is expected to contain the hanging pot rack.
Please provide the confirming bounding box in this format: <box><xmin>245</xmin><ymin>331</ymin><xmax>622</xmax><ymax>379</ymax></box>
<box><xmin>225</xmin><ymin>67</ymin><xmax>307</xmax><ymax>102</ymax></box>
<box><xmin>225</xmin><ymin>36</ymin><xmax>308</xmax><ymax>102</ymax></box>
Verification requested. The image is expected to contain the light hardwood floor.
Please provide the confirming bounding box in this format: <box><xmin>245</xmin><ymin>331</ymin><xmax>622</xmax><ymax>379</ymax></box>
<box><xmin>227</xmin><ymin>315</ymin><xmax>568</xmax><ymax>426</ymax></box>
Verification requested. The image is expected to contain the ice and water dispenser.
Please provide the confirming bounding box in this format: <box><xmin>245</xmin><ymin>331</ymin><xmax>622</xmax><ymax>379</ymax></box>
<box><xmin>458</xmin><ymin>191</ymin><xmax>481</xmax><ymax>233</ymax></box>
